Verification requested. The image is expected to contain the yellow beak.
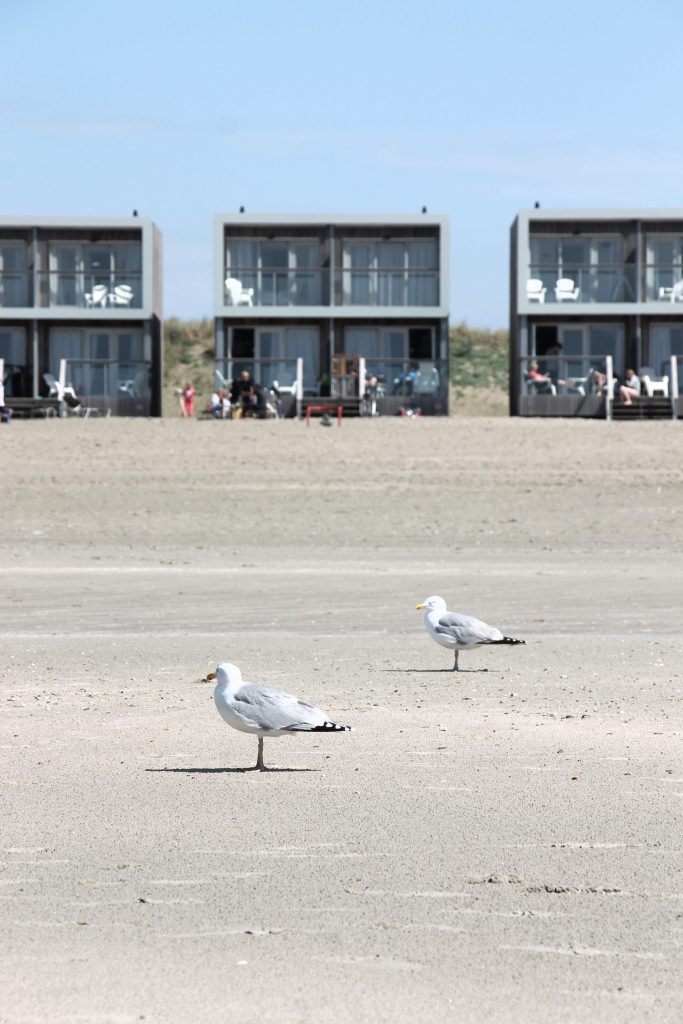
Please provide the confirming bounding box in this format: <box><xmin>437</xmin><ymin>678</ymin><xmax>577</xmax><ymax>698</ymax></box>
<box><xmin>416</xmin><ymin>603</ymin><xmax>425</xmax><ymax>610</ymax></box>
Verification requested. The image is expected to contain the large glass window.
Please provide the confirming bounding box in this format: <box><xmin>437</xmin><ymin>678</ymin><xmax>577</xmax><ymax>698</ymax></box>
<box><xmin>48</xmin><ymin>242</ymin><xmax>142</xmax><ymax>307</ymax></box>
<box><xmin>258</xmin><ymin>327</ymin><xmax>319</xmax><ymax>390</ymax></box>
<box><xmin>0</xmin><ymin>328</ymin><xmax>28</xmax><ymax>395</ymax></box>
<box><xmin>535</xmin><ymin>323</ymin><xmax>624</xmax><ymax>386</ymax></box>
<box><xmin>649</xmin><ymin>325</ymin><xmax>683</xmax><ymax>389</ymax></box>
<box><xmin>342</xmin><ymin>240</ymin><xmax>438</xmax><ymax>306</ymax></box>
<box><xmin>529</xmin><ymin>235</ymin><xmax>632</xmax><ymax>302</ymax></box>
<box><xmin>645</xmin><ymin>237</ymin><xmax>683</xmax><ymax>301</ymax></box>
<box><xmin>225</xmin><ymin>239</ymin><xmax>321</xmax><ymax>305</ymax></box>
<box><xmin>0</xmin><ymin>243</ymin><xmax>29</xmax><ymax>306</ymax></box>
<box><xmin>49</xmin><ymin>328</ymin><xmax>147</xmax><ymax>399</ymax></box>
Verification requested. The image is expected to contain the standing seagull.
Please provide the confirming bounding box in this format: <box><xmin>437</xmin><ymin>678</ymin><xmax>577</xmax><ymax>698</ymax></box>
<box><xmin>416</xmin><ymin>595</ymin><xmax>525</xmax><ymax>671</ymax></box>
<box><xmin>204</xmin><ymin>662</ymin><xmax>351</xmax><ymax>771</ymax></box>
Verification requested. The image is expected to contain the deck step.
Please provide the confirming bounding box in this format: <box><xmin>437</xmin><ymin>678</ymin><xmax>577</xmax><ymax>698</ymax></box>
<box><xmin>612</xmin><ymin>397</ymin><xmax>673</xmax><ymax>420</ymax></box>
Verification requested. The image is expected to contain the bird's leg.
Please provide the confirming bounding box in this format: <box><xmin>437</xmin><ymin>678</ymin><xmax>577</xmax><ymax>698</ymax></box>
<box><xmin>452</xmin><ymin>651</ymin><xmax>460</xmax><ymax>672</ymax></box>
<box><xmin>255</xmin><ymin>736</ymin><xmax>266</xmax><ymax>771</ymax></box>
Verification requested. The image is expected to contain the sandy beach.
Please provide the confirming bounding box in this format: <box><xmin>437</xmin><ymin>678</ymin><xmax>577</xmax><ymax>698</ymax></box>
<box><xmin>1</xmin><ymin>416</ymin><xmax>681</xmax><ymax>1023</ymax></box>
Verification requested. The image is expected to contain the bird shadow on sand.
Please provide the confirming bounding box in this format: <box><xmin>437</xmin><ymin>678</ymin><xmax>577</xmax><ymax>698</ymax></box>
<box><xmin>383</xmin><ymin>668</ymin><xmax>490</xmax><ymax>674</ymax></box>
<box><xmin>146</xmin><ymin>766</ymin><xmax>319</xmax><ymax>775</ymax></box>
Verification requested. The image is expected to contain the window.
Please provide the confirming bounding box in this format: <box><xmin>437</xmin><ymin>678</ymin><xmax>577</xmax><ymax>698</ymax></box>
<box><xmin>228</xmin><ymin>327</ymin><xmax>319</xmax><ymax>390</ymax></box>
<box><xmin>0</xmin><ymin>328</ymin><xmax>27</xmax><ymax>394</ymax></box>
<box><xmin>529</xmin><ymin>235</ymin><xmax>631</xmax><ymax>302</ymax></box>
<box><xmin>645</xmin><ymin>236</ymin><xmax>683</xmax><ymax>300</ymax></box>
<box><xmin>225</xmin><ymin>240</ymin><xmax>321</xmax><ymax>305</ymax></box>
<box><xmin>342</xmin><ymin>240</ymin><xmax>438</xmax><ymax>306</ymax></box>
<box><xmin>48</xmin><ymin>242</ymin><xmax>142</xmax><ymax>307</ymax></box>
<box><xmin>649</xmin><ymin>325</ymin><xmax>683</xmax><ymax>389</ymax></box>
<box><xmin>0</xmin><ymin>243</ymin><xmax>29</xmax><ymax>306</ymax></box>
<box><xmin>534</xmin><ymin>323</ymin><xmax>624</xmax><ymax>380</ymax></box>
<box><xmin>49</xmin><ymin>328</ymin><xmax>147</xmax><ymax>398</ymax></box>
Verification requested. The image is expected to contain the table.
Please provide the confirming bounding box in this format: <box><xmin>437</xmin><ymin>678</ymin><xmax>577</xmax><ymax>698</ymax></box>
<box><xmin>305</xmin><ymin>404</ymin><xmax>343</xmax><ymax>427</ymax></box>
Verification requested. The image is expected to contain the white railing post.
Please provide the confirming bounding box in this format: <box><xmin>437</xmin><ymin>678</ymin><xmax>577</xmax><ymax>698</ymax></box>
<box><xmin>295</xmin><ymin>357</ymin><xmax>303</xmax><ymax>419</ymax></box>
<box><xmin>358</xmin><ymin>356</ymin><xmax>366</xmax><ymax>398</ymax></box>
<box><xmin>672</xmin><ymin>355</ymin><xmax>679</xmax><ymax>420</ymax></box>
<box><xmin>58</xmin><ymin>358</ymin><xmax>68</xmax><ymax>399</ymax></box>
<box><xmin>605</xmin><ymin>354</ymin><xmax>614</xmax><ymax>422</ymax></box>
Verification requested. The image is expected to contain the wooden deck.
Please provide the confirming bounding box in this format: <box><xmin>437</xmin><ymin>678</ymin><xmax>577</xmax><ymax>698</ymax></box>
<box><xmin>3</xmin><ymin>397</ymin><xmax>63</xmax><ymax>419</ymax></box>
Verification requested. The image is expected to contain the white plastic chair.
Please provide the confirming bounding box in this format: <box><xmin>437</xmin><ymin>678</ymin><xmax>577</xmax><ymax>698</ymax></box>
<box><xmin>109</xmin><ymin>284</ymin><xmax>134</xmax><ymax>307</ymax></box>
<box><xmin>555</xmin><ymin>278</ymin><xmax>580</xmax><ymax>302</ymax></box>
<box><xmin>85</xmin><ymin>284</ymin><xmax>109</xmax><ymax>308</ymax></box>
<box><xmin>225</xmin><ymin>277</ymin><xmax>254</xmax><ymax>306</ymax></box>
<box><xmin>526</xmin><ymin>279</ymin><xmax>546</xmax><ymax>303</ymax></box>
<box><xmin>639</xmin><ymin>366</ymin><xmax>669</xmax><ymax>397</ymax></box>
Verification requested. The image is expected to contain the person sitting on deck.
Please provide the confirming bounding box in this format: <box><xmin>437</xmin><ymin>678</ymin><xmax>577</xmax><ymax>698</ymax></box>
<box><xmin>619</xmin><ymin>369</ymin><xmax>640</xmax><ymax>406</ymax></box>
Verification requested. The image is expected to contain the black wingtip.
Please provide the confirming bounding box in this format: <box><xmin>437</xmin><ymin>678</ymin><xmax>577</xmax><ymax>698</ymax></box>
<box><xmin>311</xmin><ymin>722</ymin><xmax>351</xmax><ymax>732</ymax></box>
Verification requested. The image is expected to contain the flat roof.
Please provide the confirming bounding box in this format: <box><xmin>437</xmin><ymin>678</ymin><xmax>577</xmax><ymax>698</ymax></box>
<box><xmin>0</xmin><ymin>215</ymin><xmax>156</xmax><ymax>229</ymax></box>
<box><xmin>215</xmin><ymin>212</ymin><xmax>448</xmax><ymax>227</ymax></box>
<box><xmin>516</xmin><ymin>208</ymin><xmax>683</xmax><ymax>223</ymax></box>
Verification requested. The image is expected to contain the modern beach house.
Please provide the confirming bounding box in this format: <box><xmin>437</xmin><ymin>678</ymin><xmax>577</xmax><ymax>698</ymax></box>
<box><xmin>0</xmin><ymin>216</ymin><xmax>163</xmax><ymax>416</ymax></box>
<box><xmin>213</xmin><ymin>212</ymin><xmax>450</xmax><ymax>415</ymax></box>
<box><xmin>510</xmin><ymin>209</ymin><xmax>683</xmax><ymax>419</ymax></box>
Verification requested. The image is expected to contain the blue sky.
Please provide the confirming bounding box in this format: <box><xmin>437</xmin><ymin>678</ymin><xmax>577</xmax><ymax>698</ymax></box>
<box><xmin>3</xmin><ymin>0</ymin><xmax>682</xmax><ymax>327</ymax></box>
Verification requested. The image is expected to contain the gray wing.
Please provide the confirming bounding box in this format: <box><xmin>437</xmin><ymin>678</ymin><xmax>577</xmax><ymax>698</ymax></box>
<box><xmin>234</xmin><ymin>684</ymin><xmax>329</xmax><ymax>732</ymax></box>
<box><xmin>435</xmin><ymin>611</ymin><xmax>503</xmax><ymax>645</ymax></box>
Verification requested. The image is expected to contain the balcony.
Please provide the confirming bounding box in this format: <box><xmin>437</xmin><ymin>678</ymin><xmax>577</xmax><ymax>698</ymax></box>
<box><xmin>224</xmin><ymin>269</ymin><xmax>325</xmax><ymax>307</ymax></box>
<box><xmin>644</xmin><ymin>266</ymin><xmax>683</xmax><ymax>303</ymax></box>
<box><xmin>222</xmin><ymin>267</ymin><xmax>440</xmax><ymax>309</ymax></box>
<box><xmin>336</xmin><ymin>270</ymin><xmax>439</xmax><ymax>307</ymax></box>
<box><xmin>0</xmin><ymin>271</ymin><xmax>143</xmax><ymax>309</ymax></box>
<box><xmin>526</xmin><ymin>265</ymin><xmax>636</xmax><ymax>304</ymax></box>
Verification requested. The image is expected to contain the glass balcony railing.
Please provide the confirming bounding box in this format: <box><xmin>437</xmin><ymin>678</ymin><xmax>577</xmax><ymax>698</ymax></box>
<box><xmin>527</xmin><ymin>265</ymin><xmax>636</xmax><ymax>303</ymax></box>
<box><xmin>336</xmin><ymin>270</ymin><xmax>439</xmax><ymax>307</ymax></box>
<box><xmin>519</xmin><ymin>355</ymin><xmax>613</xmax><ymax>397</ymax></box>
<box><xmin>58</xmin><ymin>358</ymin><xmax>148</xmax><ymax>396</ymax></box>
<box><xmin>39</xmin><ymin>272</ymin><xmax>142</xmax><ymax>308</ymax></box>
<box><xmin>355</xmin><ymin>358</ymin><xmax>446</xmax><ymax>398</ymax></box>
<box><xmin>0</xmin><ymin>272</ymin><xmax>144</xmax><ymax>308</ymax></box>
<box><xmin>217</xmin><ymin>357</ymin><xmax>301</xmax><ymax>389</ymax></box>
<box><xmin>644</xmin><ymin>266</ymin><xmax>683</xmax><ymax>302</ymax></box>
<box><xmin>223</xmin><ymin>268</ymin><xmax>440</xmax><ymax>307</ymax></box>
<box><xmin>224</xmin><ymin>270</ymin><xmax>326</xmax><ymax>307</ymax></box>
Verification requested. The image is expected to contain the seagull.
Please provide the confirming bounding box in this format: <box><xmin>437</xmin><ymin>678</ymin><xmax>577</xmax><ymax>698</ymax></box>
<box><xmin>416</xmin><ymin>595</ymin><xmax>525</xmax><ymax>671</ymax></box>
<box><xmin>204</xmin><ymin>662</ymin><xmax>351</xmax><ymax>770</ymax></box>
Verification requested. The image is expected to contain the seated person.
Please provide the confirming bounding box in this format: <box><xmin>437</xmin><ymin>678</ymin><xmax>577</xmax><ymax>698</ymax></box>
<box><xmin>240</xmin><ymin>382</ymin><xmax>268</xmax><ymax>419</ymax></box>
<box><xmin>591</xmin><ymin>369</ymin><xmax>608</xmax><ymax>395</ymax></box>
<box><xmin>619</xmin><ymin>369</ymin><xmax>640</xmax><ymax>406</ymax></box>
<box><xmin>526</xmin><ymin>361</ymin><xmax>554</xmax><ymax>393</ymax></box>
<box><xmin>209</xmin><ymin>388</ymin><xmax>230</xmax><ymax>418</ymax></box>
<box><xmin>391</xmin><ymin>365</ymin><xmax>418</xmax><ymax>396</ymax></box>
<box><xmin>230</xmin><ymin>370</ymin><xmax>253</xmax><ymax>407</ymax></box>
